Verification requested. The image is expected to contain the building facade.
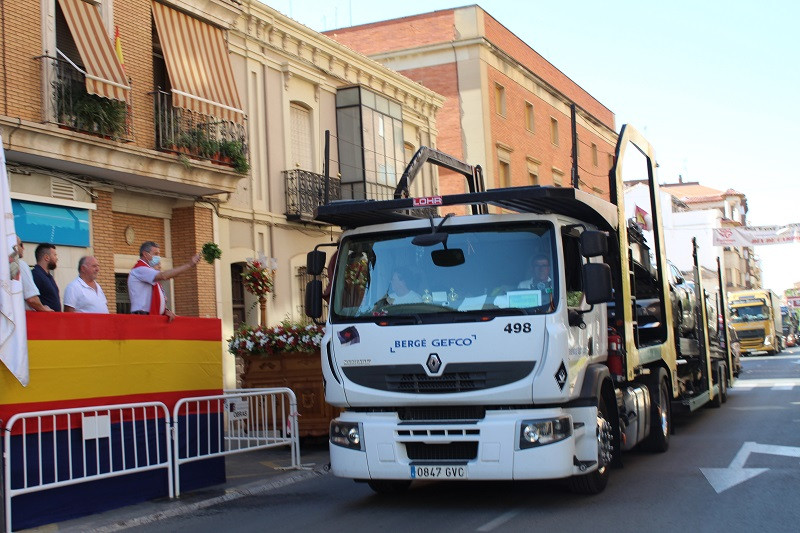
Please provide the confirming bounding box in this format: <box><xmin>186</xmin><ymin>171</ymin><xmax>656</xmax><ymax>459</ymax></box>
<box><xmin>0</xmin><ymin>0</ymin><xmax>442</xmax><ymax>388</ymax></box>
<box><xmin>661</xmin><ymin>181</ymin><xmax>760</xmax><ymax>292</ymax></box>
<box><xmin>325</xmin><ymin>6</ymin><xmax>617</xmax><ymax>199</ymax></box>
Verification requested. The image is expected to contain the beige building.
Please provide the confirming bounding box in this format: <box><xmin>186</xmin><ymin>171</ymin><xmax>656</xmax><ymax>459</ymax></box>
<box><xmin>661</xmin><ymin>181</ymin><xmax>761</xmax><ymax>291</ymax></box>
<box><xmin>0</xmin><ymin>0</ymin><xmax>442</xmax><ymax>388</ymax></box>
<box><xmin>220</xmin><ymin>1</ymin><xmax>443</xmax><ymax>385</ymax></box>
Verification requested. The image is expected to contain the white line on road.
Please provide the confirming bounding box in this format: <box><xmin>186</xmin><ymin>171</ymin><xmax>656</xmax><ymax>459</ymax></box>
<box><xmin>772</xmin><ymin>385</ymin><xmax>795</xmax><ymax>391</ymax></box>
<box><xmin>476</xmin><ymin>510</ymin><xmax>521</xmax><ymax>532</ymax></box>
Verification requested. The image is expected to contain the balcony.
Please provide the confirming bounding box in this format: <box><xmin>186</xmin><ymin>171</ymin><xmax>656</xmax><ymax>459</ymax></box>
<box><xmin>284</xmin><ymin>169</ymin><xmax>341</xmax><ymax>221</ymax></box>
<box><xmin>40</xmin><ymin>55</ymin><xmax>133</xmax><ymax>141</ymax></box>
<box><xmin>153</xmin><ymin>89</ymin><xmax>249</xmax><ymax>174</ymax></box>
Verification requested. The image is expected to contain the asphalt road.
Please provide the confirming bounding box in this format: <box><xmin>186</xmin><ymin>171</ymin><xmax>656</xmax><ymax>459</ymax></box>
<box><xmin>132</xmin><ymin>347</ymin><xmax>800</xmax><ymax>533</ymax></box>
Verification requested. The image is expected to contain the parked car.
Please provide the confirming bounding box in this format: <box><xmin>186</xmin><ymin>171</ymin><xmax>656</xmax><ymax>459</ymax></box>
<box><xmin>786</xmin><ymin>332</ymin><xmax>797</xmax><ymax>348</ymax></box>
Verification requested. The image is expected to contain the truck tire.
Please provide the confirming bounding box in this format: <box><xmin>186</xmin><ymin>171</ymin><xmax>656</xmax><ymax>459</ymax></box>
<box><xmin>367</xmin><ymin>480</ymin><xmax>411</xmax><ymax>494</ymax></box>
<box><xmin>720</xmin><ymin>364</ymin><xmax>728</xmax><ymax>403</ymax></box>
<box><xmin>709</xmin><ymin>363</ymin><xmax>726</xmax><ymax>408</ymax></box>
<box><xmin>640</xmin><ymin>368</ymin><xmax>670</xmax><ymax>453</ymax></box>
<box><xmin>569</xmin><ymin>393</ymin><xmax>613</xmax><ymax>494</ymax></box>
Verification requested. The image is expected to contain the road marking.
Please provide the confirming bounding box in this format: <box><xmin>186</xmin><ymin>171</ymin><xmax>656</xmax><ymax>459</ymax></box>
<box><xmin>772</xmin><ymin>385</ymin><xmax>795</xmax><ymax>391</ymax></box>
<box><xmin>701</xmin><ymin>441</ymin><xmax>800</xmax><ymax>493</ymax></box>
<box><xmin>733</xmin><ymin>378</ymin><xmax>800</xmax><ymax>388</ymax></box>
<box><xmin>476</xmin><ymin>510</ymin><xmax>521</xmax><ymax>532</ymax></box>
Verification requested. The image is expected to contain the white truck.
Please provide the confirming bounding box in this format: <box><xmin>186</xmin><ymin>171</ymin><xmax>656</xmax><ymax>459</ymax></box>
<box><xmin>305</xmin><ymin>125</ymin><xmax>734</xmax><ymax>494</ymax></box>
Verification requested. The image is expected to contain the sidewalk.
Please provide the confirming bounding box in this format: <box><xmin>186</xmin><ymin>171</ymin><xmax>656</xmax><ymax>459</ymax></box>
<box><xmin>23</xmin><ymin>440</ymin><xmax>331</xmax><ymax>532</ymax></box>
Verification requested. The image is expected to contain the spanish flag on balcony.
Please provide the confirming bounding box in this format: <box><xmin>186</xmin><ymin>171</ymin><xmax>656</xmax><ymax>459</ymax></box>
<box><xmin>115</xmin><ymin>26</ymin><xmax>125</xmax><ymax>73</ymax></box>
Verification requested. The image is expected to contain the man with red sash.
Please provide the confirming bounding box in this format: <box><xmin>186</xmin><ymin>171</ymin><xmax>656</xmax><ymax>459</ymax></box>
<box><xmin>128</xmin><ymin>241</ymin><xmax>200</xmax><ymax>320</ymax></box>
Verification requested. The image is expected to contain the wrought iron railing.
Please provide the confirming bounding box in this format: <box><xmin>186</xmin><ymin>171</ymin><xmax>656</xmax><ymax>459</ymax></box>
<box><xmin>284</xmin><ymin>168</ymin><xmax>341</xmax><ymax>220</ymax></box>
<box><xmin>38</xmin><ymin>54</ymin><xmax>133</xmax><ymax>141</ymax></box>
<box><xmin>152</xmin><ymin>89</ymin><xmax>249</xmax><ymax>173</ymax></box>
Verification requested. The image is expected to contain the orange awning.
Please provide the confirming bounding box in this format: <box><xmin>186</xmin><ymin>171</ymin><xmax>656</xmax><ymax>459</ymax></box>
<box><xmin>57</xmin><ymin>0</ymin><xmax>129</xmax><ymax>102</ymax></box>
<box><xmin>152</xmin><ymin>1</ymin><xmax>244</xmax><ymax>123</ymax></box>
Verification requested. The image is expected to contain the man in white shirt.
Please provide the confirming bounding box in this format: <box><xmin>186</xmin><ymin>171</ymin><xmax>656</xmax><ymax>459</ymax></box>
<box><xmin>63</xmin><ymin>256</ymin><xmax>109</xmax><ymax>313</ymax></box>
<box><xmin>128</xmin><ymin>241</ymin><xmax>200</xmax><ymax>321</ymax></box>
<box><xmin>518</xmin><ymin>254</ymin><xmax>553</xmax><ymax>292</ymax></box>
<box><xmin>16</xmin><ymin>237</ymin><xmax>53</xmax><ymax>312</ymax></box>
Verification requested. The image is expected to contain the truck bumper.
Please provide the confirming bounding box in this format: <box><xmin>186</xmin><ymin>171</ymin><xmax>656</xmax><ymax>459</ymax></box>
<box><xmin>329</xmin><ymin>406</ymin><xmax>599</xmax><ymax>481</ymax></box>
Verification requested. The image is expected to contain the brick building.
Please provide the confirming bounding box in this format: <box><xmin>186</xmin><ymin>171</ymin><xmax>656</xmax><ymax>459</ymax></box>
<box><xmin>1</xmin><ymin>0</ymin><xmax>233</xmax><ymax>317</ymax></box>
<box><xmin>325</xmin><ymin>5</ymin><xmax>618</xmax><ymax>199</ymax></box>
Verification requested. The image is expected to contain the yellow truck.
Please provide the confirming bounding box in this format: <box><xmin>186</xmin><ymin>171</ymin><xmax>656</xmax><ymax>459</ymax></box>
<box><xmin>729</xmin><ymin>289</ymin><xmax>784</xmax><ymax>355</ymax></box>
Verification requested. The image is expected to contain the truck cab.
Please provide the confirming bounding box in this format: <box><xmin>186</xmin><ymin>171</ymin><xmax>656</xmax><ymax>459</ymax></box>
<box><xmin>305</xmin><ymin>125</ymin><xmax>733</xmax><ymax>495</ymax></box>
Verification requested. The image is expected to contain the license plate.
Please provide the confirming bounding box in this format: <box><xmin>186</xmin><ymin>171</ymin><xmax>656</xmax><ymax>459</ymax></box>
<box><xmin>410</xmin><ymin>465</ymin><xmax>467</xmax><ymax>479</ymax></box>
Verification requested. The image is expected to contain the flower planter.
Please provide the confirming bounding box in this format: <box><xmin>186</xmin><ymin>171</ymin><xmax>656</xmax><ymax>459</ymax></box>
<box><xmin>240</xmin><ymin>349</ymin><xmax>339</xmax><ymax>437</ymax></box>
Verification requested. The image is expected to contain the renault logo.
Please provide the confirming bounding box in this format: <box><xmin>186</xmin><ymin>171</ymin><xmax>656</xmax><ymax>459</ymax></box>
<box><xmin>426</xmin><ymin>353</ymin><xmax>442</xmax><ymax>374</ymax></box>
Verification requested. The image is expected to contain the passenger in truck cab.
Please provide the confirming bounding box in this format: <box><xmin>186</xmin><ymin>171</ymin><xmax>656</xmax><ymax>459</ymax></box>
<box><xmin>387</xmin><ymin>267</ymin><xmax>422</xmax><ymax>304</ymax></box>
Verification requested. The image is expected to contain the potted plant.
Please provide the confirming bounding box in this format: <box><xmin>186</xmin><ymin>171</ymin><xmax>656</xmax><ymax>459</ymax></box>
<box><xmin>220</xmin><ymin>139</ymin><xmax>250</xmax><ymax>174</ymax></box>
<box><xmin>228</xmin><ymin>319</ymin><xmax>333</xmax><ymax>437</ymax></box>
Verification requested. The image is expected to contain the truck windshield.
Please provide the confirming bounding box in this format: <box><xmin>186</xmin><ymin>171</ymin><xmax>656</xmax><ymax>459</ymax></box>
<box><xmin>331</xmin><ymin>222</ymin><xmax>557</xmax><ymax>322</ymax></box>
<box><xmin>730</xmin><ymin>304</ymin><xmax>769</xmax><ymax>323</ymax></box>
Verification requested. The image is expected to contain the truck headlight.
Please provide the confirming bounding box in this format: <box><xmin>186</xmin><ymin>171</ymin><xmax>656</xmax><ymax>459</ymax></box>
<box><xmin>764</xmin><ymin>337</ymin><xmax>772</xmax><ymax>346</ymax></box>
<box><xmin>519</xmin><ymin>416</ymin><xmax>572</xmax><ymax>449</ymax></box>
<box><xmin>330</xmin><ymin>420</ymin><xmax>364</xmax><ymax>450</ymax></box>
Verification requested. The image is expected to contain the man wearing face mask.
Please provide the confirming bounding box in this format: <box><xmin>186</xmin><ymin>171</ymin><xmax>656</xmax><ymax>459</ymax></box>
<box><xmin>128</xmin><ymin>241</ymin><xmax>201</xmax><ymax>321</ymax></box>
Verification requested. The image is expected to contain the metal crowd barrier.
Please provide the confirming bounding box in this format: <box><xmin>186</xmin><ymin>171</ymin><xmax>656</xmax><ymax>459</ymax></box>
<box><xmin>172</xmin><ymin>388</ymin><xmax>300</xmax><ymax>497</ymax></box>
<box><xmin>3</xmin><ymin>402</ymin><xmax>172</xmax><ymax>533</ymax></box>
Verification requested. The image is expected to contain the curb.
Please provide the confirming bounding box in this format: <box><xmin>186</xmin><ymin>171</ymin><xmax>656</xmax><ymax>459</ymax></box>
<box><xmin>59</xmin><ymin>463</ymin><xmax>330</xmax><ymax>533</ymax></box>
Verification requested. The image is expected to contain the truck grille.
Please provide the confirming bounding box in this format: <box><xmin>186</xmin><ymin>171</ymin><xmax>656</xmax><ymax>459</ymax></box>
<box><xmin>398</xmin><ymin>406</ymin><xmax>486</xmax><ymax>422</ymax></box>
<box><xmin>342</xmin><ymin>362</ymin><xmax>535</xmax><ymax>394</ymax></box>
<box><xmin>737</xmin><ymin>328</ymin><xmax>765</xmax><ymax>340</ymax></box>
<box><xmin>405</xmin><ymin>442</ymin><xmax>478</xmax><ymax>461</ymax></box>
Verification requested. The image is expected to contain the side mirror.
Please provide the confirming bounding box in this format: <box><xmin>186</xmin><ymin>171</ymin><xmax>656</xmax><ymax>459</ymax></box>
<box><xmin>305</xmin><ymin>279</ymin><xmax>323</xmax><ymax>319</ymax></box>
<box><xmin>580</xmin><ymin>231</ymin><xmax>608</xmax><ymax>258</ymax></box>
<box><xmin>307</xmin><ymin>250</ymin><xmax>326</xmax><ymax>276</ymax></box>
<box><xmin>583</xmin><ymin>262</ymin><xmax>612</xmax><ymax>304</ymax></box>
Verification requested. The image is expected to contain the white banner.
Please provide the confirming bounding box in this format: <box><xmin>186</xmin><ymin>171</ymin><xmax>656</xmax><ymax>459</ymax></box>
<box><xmin>713</xmin><ymin>224</ymin><xmax>800</xmax><ymax>247</ymax></box>
<box><xmin>0</xmin><ymin>133</ymin><xmax>29</xmax><ymax>386</ymax></box>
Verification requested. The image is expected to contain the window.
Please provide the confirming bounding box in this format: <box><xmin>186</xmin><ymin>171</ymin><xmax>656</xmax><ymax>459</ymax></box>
<box><xmin>525</xmin><ymin>102</ymin><xmax>535</xmax><ymax>132</ymax></box>
<box><xmin>231</xmin><ymin>263</ymin><xmax>246</xmax><ymax>327</ymax></box>
<box><xmin>550</xmin><ymin>117</ymin><xmax>559</xmax><ymax>145</ymax></box>
<box><xmin>527</xmin><ymin>160</ymin><xmax>539</xmax><ymax>186</ymax></box>
<box><xmin>495</xmin><ymin>83</ymin><xmax>506</xmax><ymax>116</ymax></box>
<box><xmin>552</xmin><ymin>169</ymin><xmax>563</xmax><ymax>187</ymax></box>
<box><xmin>336</xmin><ymin>86</ymin><xmax>404</xmax><ymax>200</ymax></box>
<box><xmin>591</xmin><ymin>143</ymin><xmax>598</xmax><ymax>166</ymax></box>
<box><xmin>115</xmin><ymin>273</ymin><xmax>130</xmax><ymax>314</ymax></box>
<box><xmin>498</xmin><ymin>160</ymin><xmax>511</xmax><ymax>188</ymax></box>
<box><xmin>561</xmin><ymin>228</ymin><xmax>585</xmax><ymax>307</ymax></box>
<box><xmin>290</xmin><ymin>103</ymin><xmax>313</xmax><ymax>170</ymax></box>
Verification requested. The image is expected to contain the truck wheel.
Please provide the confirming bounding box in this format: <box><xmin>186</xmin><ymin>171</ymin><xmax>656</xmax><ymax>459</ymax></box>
<box><xmin>640</xmin><ymin>368</ymin><xmax>670</xmax><ymax>453</ymax></box>
<box><xmin>367</xmin><ymin>480</ymin><xmax>411</xmax><ymax>494</ymax></box>
<box><xmin>720</xmin><ymin>365</ymin><xmax>728</xmax><ymax>403</ymax></box>
<box><xmin>709</xmin><ymin>363</ymin><xmax>725</xmax><ymax>408</ymax></box>
<box><xmin>569</xmin><ymin>394</ymin><xmax>613</xmax><ymax>494</ymax></box>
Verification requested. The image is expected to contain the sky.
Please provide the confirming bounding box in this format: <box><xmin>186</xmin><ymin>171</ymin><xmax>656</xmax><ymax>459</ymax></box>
<box><xmin>262</xmin><ymin>0</ymin><xmax>800</xmax><ymax>294</ymax></box>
